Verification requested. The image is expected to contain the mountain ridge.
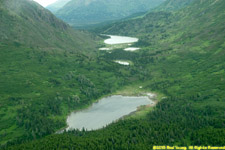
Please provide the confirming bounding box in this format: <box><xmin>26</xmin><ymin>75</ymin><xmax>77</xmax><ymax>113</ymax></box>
<box><xmin>49</xmin><ymin>0</ymin><xmax>165</xmax><ymax>27</ymax></box>
<box><xmin>46</xmin><ymin>0</ymin><xmax>71</xmax><ymax>13</ymax></box>
<box><xmin>0</xmin><ymin>0</ymin><xmax>97</xmax><ymax>52</ymax></box>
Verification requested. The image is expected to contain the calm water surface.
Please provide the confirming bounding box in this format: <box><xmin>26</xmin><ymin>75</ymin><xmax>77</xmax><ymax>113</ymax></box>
<box><xmin>99</xmin><ymin>35</ymin><xmax>140</xmax><ymax>51</ymax></box>
<box><xmin>104</xmin><ymin>35</ymin><xmax>138</xmax><ymax>45</ymax></box>
<box><xmin>124</xmin><ymin>47</ymin><xmax>140</xmax><ymax>51</ymax></box>
<box><xmin>67</xmin><ymin>95</ymin><xmax>153</xmax><ymax>131</ymax></box>
<box><xmin>115</xmin><ymin>61</ymin><xmax>130</xmax><ymax>65</ymax></box>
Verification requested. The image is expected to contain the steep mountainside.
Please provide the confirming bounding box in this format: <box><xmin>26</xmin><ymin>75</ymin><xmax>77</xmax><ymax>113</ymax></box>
<box><xmin>52</xmin><ymin>0</ymin><xmax>165</xmax><ymax>27</ymax></box>
<box><xmin>46</xmin><ymin>0</ymin><xmax>71</xmax><ymax>13</ymax></box>
<box><xmin>0</xmin><ymin>0</ymin><xmax>96</xmax><ymax>52</ymax></box>
<box><xmin>6</xmin><ymin>0</ymin><xmax>225</xmax><ymax>149</ymax></box>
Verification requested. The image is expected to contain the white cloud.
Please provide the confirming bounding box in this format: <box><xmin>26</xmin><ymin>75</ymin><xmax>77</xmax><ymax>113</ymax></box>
<box><xmin>33</xmin><ymin>0</ymin><xmax>57</xmax><ymax>7</ymax></box>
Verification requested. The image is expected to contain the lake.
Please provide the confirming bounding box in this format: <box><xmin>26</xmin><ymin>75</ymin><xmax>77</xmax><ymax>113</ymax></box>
<box><xmin>115</xmin><ymin>60</ymin><xmax>130</xmax><ymax>65</ymax></box>
<box><xmin>104</xmin><ymin>35</ymin><xmax>138</xmax><ymax>45</ymax></box>
<box><xmin>124</xmin><ymin>47</ymin><xmax>140</xmax><ymax>51</ymax></box>
<box><xmin>99</xmin><ymin>35</ymin><xmax>140</xmax><ymax>52</ymax></box>
<box><xmin>66</xmin><ymin>95</ymin><xmax>153</xmax><ymax>131</ymax></box>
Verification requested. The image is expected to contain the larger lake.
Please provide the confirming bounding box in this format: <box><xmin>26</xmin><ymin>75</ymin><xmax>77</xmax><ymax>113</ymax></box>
<box><xmin>66</xmin><ymin>95</ymin><xmax>153</xmax><ymax>131</ymax></box>
<box><xmin>104</xmin><ymin>35</ymin><xmax>138</xmax><ymax>45</ymax></box>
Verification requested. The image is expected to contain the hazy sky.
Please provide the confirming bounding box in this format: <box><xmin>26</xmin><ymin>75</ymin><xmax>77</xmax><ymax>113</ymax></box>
<box><xmin>33</xmin><ymin>0</ymin><xmax>57</xmax><ymax>7</ymax></box>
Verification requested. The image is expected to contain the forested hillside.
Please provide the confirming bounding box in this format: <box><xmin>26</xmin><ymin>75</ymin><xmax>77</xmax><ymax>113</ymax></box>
<box><xmin>4</xmin><ymin>0</ymin><xmax>225</xmax><ymax>149</ymax></box>
<box><xmin>0</xmin><ymin>0</ymin><xmax>133</xmax><ymax>146</ymax></box>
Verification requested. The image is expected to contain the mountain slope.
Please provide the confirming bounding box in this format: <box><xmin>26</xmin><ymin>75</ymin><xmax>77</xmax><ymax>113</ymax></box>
<box><xmin>154</xmin><ymin>0</ymin><xmax>195</xmax><ymax>11</ymax></box>
<box><xmin>53</xmin><ymin>0</ymin><xmax>165</xmax><ymax>27</ymax></box>
<box><xmin>0</xmin><ymin>0</ymin><xmax>130</xmax><ymax>146</ymax></box>
<box><xmin>98</xmin><ymin>0</ymin><xmax>225</xmax><ymax>50</ymax></box>
<box><xmin>46</xmin><ymin>0</ymin><xmax>71</xmax><ymax>13</ymax></box>
<box><xmin>6</xmin><ymin>0</ymin><xmax>225</xmax><ymax>149</ymax></box>
<box><xmin>0</xmin><ymin>0</ymin><xmax>97</xmax><ymax>52</ymax></box>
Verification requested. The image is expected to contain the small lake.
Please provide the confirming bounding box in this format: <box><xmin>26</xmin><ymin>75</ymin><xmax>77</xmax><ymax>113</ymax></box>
<box><xmin>124</xmin><ymin>47</ymin><xmax>140</xmax><ymax>51</ymax></box>
<box><xmin>66</xmin><ymin>95</ymin><xmax>153</xmax><ymax>131</ymax></box>
<box><xmin>104</xmin><ymin>35</ymin><xmax>138</xmax><ymax>45</ymax></box>
<box><xmin>115</xmin><ymin>60</ymin><xmax>130</xmax><ymax>65</ymax></box>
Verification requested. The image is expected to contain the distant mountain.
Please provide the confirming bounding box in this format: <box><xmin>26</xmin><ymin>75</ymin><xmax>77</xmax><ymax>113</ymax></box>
<box><xmin>98</xmin><ymin>0</ymin><xmax>225</xmax><ymax>43</ymax></box>
<box><xmin>95</xmin><ymin>0</ymin><xmax>203</xmax><ymax>36</ymax></box>
<box><xmin>51</xmin><ymin>0</ymin><xmax>165</xmax><ymax>27</ymax></box>
<box><xmin>46</xmin><ymin>0</ymin><xmax>71</xmax><ymax>13</ymax></box>
<box><xmin>0</xmin><ymin>0</ymin><xmax>97</xmax><ymax>52</ymax></box>
<box><xmin>154</xmin><ymin>0</ymin><xmax>195</xmax><ymax>11</ymax></box>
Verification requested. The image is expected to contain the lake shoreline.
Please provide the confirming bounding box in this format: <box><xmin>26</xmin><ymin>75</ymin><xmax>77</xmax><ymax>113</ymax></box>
<box><xmin>66</xmin><ymin>95</ymin><xmax>154</xmax><ymax>131</ymax></box>
<box><xmin>56</xmin><ymin>90</ymin><xmax>158</xmax><ymax>133</ymax></box>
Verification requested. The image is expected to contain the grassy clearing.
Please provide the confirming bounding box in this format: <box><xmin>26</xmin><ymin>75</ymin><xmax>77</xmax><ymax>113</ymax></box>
<box><xmin>112</xmin><ymin>83</ymin><xmax>165</xmax><ymax>119</ymax></box>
